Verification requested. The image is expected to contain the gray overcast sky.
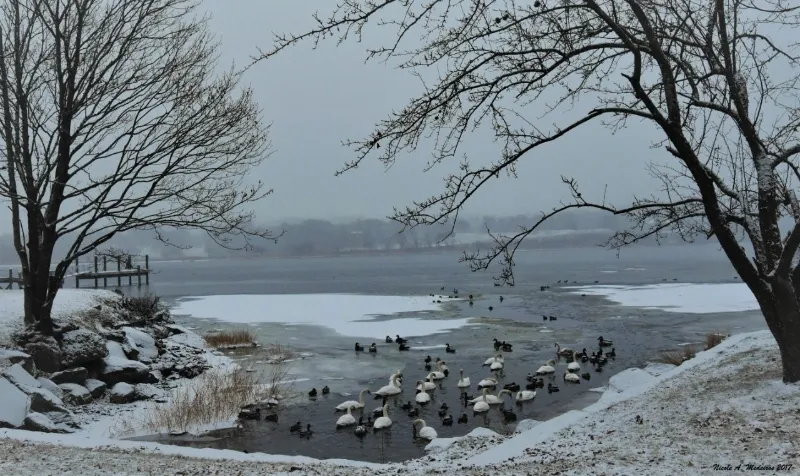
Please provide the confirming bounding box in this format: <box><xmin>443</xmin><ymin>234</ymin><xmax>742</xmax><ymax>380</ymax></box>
<box><xmin>201</xmin><ymin>0</ymin><xmax>666</xmax><ymax>223</ymax></box>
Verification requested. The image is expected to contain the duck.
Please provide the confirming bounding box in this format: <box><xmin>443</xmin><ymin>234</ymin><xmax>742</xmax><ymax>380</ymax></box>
<box><xmin>238</xmin><ymin>407</ymin><xmax>261</xmax><ymax>420</ymax></box>
<box><xmin>457</xmin><ymin>369</ymin><xmax>471</xmax><ymax>388</ymax></box>
<box><xmin>413</xmin><ymin>419</ymin><xmax>437</xmax><ymax>440</ymax></box>
<box><xmin>366</xmin><ymin>416</ymin><xmax>374</xmax><ymax>427</ymax></box>
<box><xmin>513</xmin><ymin>389</ymin><xmax>536</xmax><ymax>402</ymax></box>
<box><xmin>532</xmin><ymin>378</ymin><xmax>544</xmax><ymax>388</ymax></box>
<box><xmin>555</xmin><ymin>342</ymin><xmax>575</xmax><ymax>356</ymax></box>
<box><xmin>547</xmin><ymin>383</ymin><xmax>560</xmax><ymax>393</ymax></box>
<box><xmin>415</xmin><ymin>388</ymin><xmax>431</xmax><ymax>404</ymax></box>
<box><xmin>354</xmin><ymin>420</ymin><xmax>368</xmax><ymax>437</ymax></box>
<box><xmin>399</xmin><ymin>343</ymin><xmax>410</xmax><ymax>351</ymax></box>
<box><xmin>438</xmin><ymin>407</ymin><xmax>447</xmax><ymax>417</ymax></box>
<box><xmin>385</xmin><ymin>336</ymin><xmax>393</xmax><ymax>344</ymax></box>
<box><xmin>477</xmin><ymin>376</ymin><xmax>498</xmax><ymax>388</ymax></box>
<box><xmin>564</xmin><ymin>370</ymin><xmax>581</xmax><ymax>383</ymax></box>
<box><xmin>373</xmin><ymin>404</ymin><xmax>392</xmax><ymax>429</ymax></box>
<box><xmin>542</xmin><ymin>315</ymin><xmax>548</xmax><ymax>321</ymax></box>
<box><xmin>395</xmin><ymin>335</ymin><xmax>408</xmax><ymax>344</ymax></box>
<box><xmin>484</xmin><ymin>354</ymin><xmax>504</xmax><ymax>366</ymax></box>
<box><xmin>408</xmin><ymin>407</ymin><xmax>419</xmax><ymax>417</ymax></box>
<box><xmin>535</xmin><ymin>359</ymin><xmax>556</xmax><ymax>375</ymax></box>
<box><xmin>502</xmin><ymin>408</ymin><xmax>517</xmax><ymax>421</ymax></box>
<box><xmin>374</xmin><ymin>375</ymin><xmax>402</xmax><ymax>396</ymax></box>
<box><xmin>609</xmin><ymin>347</ymin><xmax>617</xmax><ymax>358</ymax></box>
<box><xmin>440</xmin><ymin>402</ymin><xmax>448</xmax><ymax>411</ymax></box>
<box><xmin>298</xmin><ymin>424</ymin><xmax>312</xmax><ymax>437</ymax></box>
<box><xmin>598</xmin><ymin>336</ymin><xmax>614</xmax><ymax>347</ymax></box>
<box><xmin>354</xmin><ymin>342</ymin><xmax>365</xmax><ymax>352</ymax></box>
<box><xmin>581</xmin><ymin>372</ymin><xmax>591</xmax><ymax>380</ymax></box>
<box><xmin>308</xmin><ymin>388</ymin><xmax>318</xmax><ymax>398</ymax></box>
<box><xmin>322</xmin><ymin>385</ymin><xmax>330</xmax><ymax>395</ymax></box>
<box><xmin>368</xmin><ymin>343</ymin><xmax>377</xmax><ymax>353</ymax></box>
<box><xmin>503</xmin><ymin>382</ymin><xmax>520</xmax><ymax>392</ymax></box>
<box><xmin>264</xmin><ymin>412</ymin><xmax>279</xmax><ymax>422</ymax></box>
<box><xmin>336</xmin><ymin>407</ymin><xmax>357</xmax><ymax>428</ymax></box>
<box><xmin>418</xmin><ymin>375</ymin><xmax>437</xmax><ymax>391</ymax></box>
<box><xmin>400</xmin><ymin>401</ymin><xmax>413</xmax><ymax>411</ymax></box>
<box><xmin>488</xmin><ymin>306</ymin><xmax>493</xmax><ymax>311</ymax></box>
<box><xmin>290</xmin><ymin>421</ymin><xmax>302</xmax><ymax>432</ymax></box>
<box><xmin>424</xmin><ymin>362</ymin><xmax>432</xmax><ymax>371</ymax></box>
<box><xmin>567</xmin><ymin>351</ymin><xmax>581</xmax><ymax>372</ymax></box>
<box><xmin>445</xmin><ymin>343</ymin><xmax>456</xmax><ymax>353</ymax></box>
<box><xmin>499</xmin><ymin>296</ymin><xmax>504</xmax><ymax>302</ymax></box>
<box><xmin>424</xmin><ymin>355</ymin><xmax>432</xmax><ymax>363</ymax></box>
<box><xmin>525</xmin><ymin>381</ymin><xmax>538</xmax><ymax>390</ymax></box>
<box><xmin>438</xmin><ymin>361</ymin><xmax>450</xmax><ymax>377</ymax></box>
<box><xmin>457</xmin><ymin>413</ymin><xmax>468</xmax><ymax>424</ymax></box>
<box><xmin>442</xmin><ymin>414</ymin><xmax>454</xmax><ymax>426</ymax></box>
<box><xmin>549</xmin><ymin>315</ymin><xmax>557</xmax><ymax>321</ymax></box>
<box><xmin>335</xmin><ymin>388</ymin><xmax>370</xmax><ymax>411</ymax></box>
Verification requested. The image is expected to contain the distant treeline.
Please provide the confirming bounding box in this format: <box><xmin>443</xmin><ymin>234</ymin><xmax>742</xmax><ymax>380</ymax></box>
<box><xmin>0</xmin><ymin>210</ymin><xmax>688</xmax><ymax>262</ymax></box>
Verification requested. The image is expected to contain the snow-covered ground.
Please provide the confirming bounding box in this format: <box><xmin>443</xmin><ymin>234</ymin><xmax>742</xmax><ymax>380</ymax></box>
<box><xmin>173</xmin><ymin>293</ymin><xmax>472</xmax><ymax>339</ymax></box>
<box><xmin>566</xmin><ymin>282</ymin><xmax>759</xmax><ymax>313</ymax></box>
<box><xmin>0</xmin><ymin>328</ymin><xmax>796</xmax><ymax>475</ymax></box>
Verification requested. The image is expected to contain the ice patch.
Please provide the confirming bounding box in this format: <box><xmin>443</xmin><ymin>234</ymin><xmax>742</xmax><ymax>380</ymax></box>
<box><xmin>412</xmin><ymin>345</ymin><xmax>446</xmax><ymax>350</ymax></box>
<box><xmin>173</xmin><ymin>294</ymin><xmax>473</xmax><ymax>339</ymax></box>
<box><xmin>567</xmin><ymin>283</ymin><xmax>758</xmax><ymax>313</ymax></box>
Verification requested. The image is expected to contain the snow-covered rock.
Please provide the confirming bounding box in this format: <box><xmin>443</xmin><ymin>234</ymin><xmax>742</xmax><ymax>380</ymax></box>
<box><xmin>84</xmin><ymin>379</ymin><xmax>107</xmax><ymax>399</ymax></box>
<box><xmin>36</xmin><ymin>377</ymin><xmax>63</xmax><ymax>399</ymax></box>
<box><xmin>105</xmin><ymin>340</ymin><xmax>127</xmax><ymax>360</ymax></box>
<box><xmin>643</xmin><ymin>362</ymin><xmax>677</xmax><ymax>377</ymax></box>
<box><xmin>2</xmin><ymin>363</ymin><xmax>41</xmax><ymax>389</ymax></box>
<box><xmin>50</xmin><ymin>367</ymin><xmax>88</xmax><ymax>385</ymax></box>
<box><xmin>100</xmin><ymin>356</ymin><xmax>149</xmax><ymax>385</ymax></box>
<box><xmin>0</xmin><ymin>376</ymin><xmax>29</xmax><ymax>428</ymax></box>
<box><xmin>424</xmin><ymin>426</ymin><xmax>503</xmax><ymax>454</ymax></box>
<box><xmin>606</xmin><ymin>368</ymin><xmax>657</xmax><ymax>395</ymax></box>
<box><xmin>515</xmin><ymin>419</ymin><xmax>542</xmax><ymax>433</ymax></box>
<box><xmin>109</xmin><ymin>382</ymin><xmax>136</xmax><ymax>404</ymax></box>
<box><xmin>23</xmin><ymin>412</ymin><xmax>67</xmax><ymax>433</ymax></box>
<box><xmin>58</xmin><ymin>383</ymin><xmax>93</xmax><ymax>406</ymax></box>
<box><xmin>28</xmin><ymin>387</ymin><xmax>69</xmax><ymax>414</ymax></box>
<box><xmin>60</xmin><ymin>329</ymin><xmax>108</xmax><ymax>368</ymax></box>
<box><xmin>23</xmin><ymin>336</ymin><xmax>62</xmax><ymax>373</ymax></box>
<box><xmin>134</xmin><ymin>383</ymin><xmax>167</xmax><ymax>402</ymax></box>
<box><xmin>121</xmin><ymin>327</ymin><xmax>158</xmax><ymax>362</ymax></box>
<box><xmin>0</xmin><ymin>348</ymin><xmax>31</xmax><ymax>371</ymax></box>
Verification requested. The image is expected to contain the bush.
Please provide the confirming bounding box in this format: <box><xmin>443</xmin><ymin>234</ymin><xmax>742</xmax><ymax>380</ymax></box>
<box><xmin>705</xmin><ymin>332</ymin><xmax>727</xmax><ymax>350</ymax></box>
<box><xmin>119</xmin><ymin>294</ymin><xmax>161</xmax><ymax>320</ymax></box>
<box><xmin>204</xmin><ymin>329</ymin><xmax>257</xmax><ymax>348</ymax></box>
<box><xmin>655</xmin><ymin>345</ymin><xmax>700</xmax><ymax>366</ymax></box>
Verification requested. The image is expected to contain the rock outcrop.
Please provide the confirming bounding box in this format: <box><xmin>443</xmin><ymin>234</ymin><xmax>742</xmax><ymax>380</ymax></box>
<box><xmin>101</xmin><ymin>356</ymin><xmax>149</xmax><ymax>385</ymax></box>
<box><xmin>58</xmin><ymin>383</ymin><xmax>93</xmax><ymax>406</ymax></box>
<box><xmin>85</xmin><ymin>379</ymin><xmax>107</xmax><ymax>398</ymax></box>
<box><xmin>23</xmin><ymin>336</ymin><xmax>62</xmax><ymax>373</ymax></box>
<box><xmin>60</xmin><ymin>329</ymin><xmax>108</xmax><ymax>368</ymax></box>
<box><xmin>50</xmin><ymin>367</ymin><xmax>88</xmax><ymax>386</ymax></box>
<box><xmin>109</xmin><ymin>382</ymin><xmax>136</xmax><ymax>404</ymax></box>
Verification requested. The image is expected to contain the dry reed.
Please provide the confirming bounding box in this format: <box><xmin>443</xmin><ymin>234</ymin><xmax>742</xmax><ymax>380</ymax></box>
<box><xmin>204</xmin><ymin>329</ymin><xmax>257</xmax><ymax>348</ymax></box>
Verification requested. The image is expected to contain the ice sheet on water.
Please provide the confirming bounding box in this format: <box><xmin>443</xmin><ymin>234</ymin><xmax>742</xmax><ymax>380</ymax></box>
<box><xmin>173</xmin><ymin>293</ymin><xmax>472</xmax><ymax>339</ymax></box>
<box><xmin>566</xmin><ymin>282</ymin><xmax>758</xmax><ymax>313</ymax></box>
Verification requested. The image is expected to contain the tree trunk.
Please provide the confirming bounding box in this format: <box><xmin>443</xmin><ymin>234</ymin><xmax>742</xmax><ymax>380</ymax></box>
<box><xmin>752</xmin><ymin>278</ymin><xmax>800</xmax><ymax>383</ymax></box>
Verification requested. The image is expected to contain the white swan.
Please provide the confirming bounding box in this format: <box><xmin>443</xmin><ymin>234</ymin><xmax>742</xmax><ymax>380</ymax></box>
<box><xmin>536</xmin><ymin>359</ymin><xmax>556</xmax><ymax>375</ymax></box>
<box><xmin>415</xmin><ymin>387</ymin><xmax>431</xmax><ymax>404</ymax></box>
<box><xmin>473</xmin><ymin>391</ymin><xmax>490</xmax><ymax>413</ymax></box>
<box><xmin>336</xmin><ymin>407</ymin><xmax>356</xmax><ymax>428</ymax></box>
<box><xmin>417</xmin><ymin>374</ymin><xmax>436</xmax><ymax>391</ymax></box>
<box><xmin>514</xmin><ymin>390</ymin><xmax>536</xmax><ymax>402</ymax></box>
<box><xmin>373</xmin><ymin>404</ymin><xmax>392</xmax><ymax>429</ymax></box>
<box><xmin>567</xmin><ymin>351</ymin><xmax>581</xmax><ymax>372</ymax></box>
<box><xmin>429</xmin><ymin>364</ymin><xmax>445</xmax><ymax>380</ymax></box>
<box><xmin>477</xmin><ymin>377</ymin><xmax>497</xmax><ymax>388</ymax></box>
<box><xmin>438</xmin><ymin>361</ymin><xmax>449</xmax><ymax>374</ymax></box>
<box><xmin>555</xmin><ymin>342</ymin><xmax>575</xmax><ymax>356</ymax></box>
<box><xmin>375</xmin><ymin>375</ymin><xmax>402</xmax><ymax>396</ymax></box>
<box><xmin>335</xmin><ymin>388</ymin><xmax>370</xmax><ymax>411</ymax></box>
<box><xmin>457</xmin><ymin>369</ymin><xmax>471</xmax><ymax>388</ymax></box>
<box><xmin>483</xmin><ymin>353</ymin><xmax>504</xmax><ymax>366</ymax></box>
<box><xmin>413</xmin><ymin>419</ymin><xmax>438</xmax><ymax>440</ymax></box>
<box><xmin>564</xmin><ymin>371</ymin><xmax>580</xmax><ymax>383</ymax></box>
<box><xmin>490</xmin><ymin>360</ymin><xmax>503</xmax><ymax>371</ymax></box>
<box><xmin>471</xmin><ymin>388</ymin><xmax>502</xmax><ymax>405</ymax></box>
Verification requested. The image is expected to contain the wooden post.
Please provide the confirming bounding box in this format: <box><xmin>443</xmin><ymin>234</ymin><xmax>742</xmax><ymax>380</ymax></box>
<box><xmin>93</xmin><ymin>256</ymin><xmax>98</xmax><ymax>288</ymax></box>
<box><xmin>117</xmin><ymin>257</ymin><xmax>122</xmax><ymax>286</ymax></box>
<box><xmin>103</xmin><ymin>256</ymin><xmax>107</xmax><ymax>287</ymax></box>
<box><xmin>137</xmin><ymin>265</ymin><xmax>142</xmax><ymax>287</ymax></box>
<box><xmin>75</xmin><ymin>256</ymin><xmax>79</xmax><ymax>288</ymax></box>
<box><xmin>6</xmin><ymin>269</ymin><xmax>10</xmax><ymax>290</ymax></box>
<box><xmin>128</xmin><ymin>255</ymin><xmax>132</xmax><ymax>285</ymax></box>
<box><xmin>145</xmin><ymin>255</ymin><xmax>149</xmax><ymax>285</ymax></box>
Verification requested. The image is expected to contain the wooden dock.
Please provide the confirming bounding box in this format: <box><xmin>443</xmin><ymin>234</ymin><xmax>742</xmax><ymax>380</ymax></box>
<box><xmin>74</xmin><ymin>255</ymin><xmax>150</xmax><ymax>288</ymax></box>
<box><xmin>0</xmin><ymin>269</ymin><xmax>23</xmax><ymax>290</ymax></box>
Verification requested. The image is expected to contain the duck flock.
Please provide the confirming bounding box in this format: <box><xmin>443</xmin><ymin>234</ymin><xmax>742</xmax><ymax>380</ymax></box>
<box><xmin>248</xmin><ymin>291</ymin><xmax>618</xmax><ymax>443</ymax></box>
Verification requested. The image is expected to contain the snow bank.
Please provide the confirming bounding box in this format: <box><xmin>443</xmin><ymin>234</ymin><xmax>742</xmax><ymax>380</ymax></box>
<box><xmin>566</xmin><ymin>282</ymin><xmax>758</xmax><ymax>313</ymax></box>
<box><xmin>173</xmin><ymin>294</ymin><xmax>472</xmax><ymax>339</ymax></box>
<box><xmin>0</xmin><ymin>289</ymin><xmax>112</xmax><ymax>345</ymax></box>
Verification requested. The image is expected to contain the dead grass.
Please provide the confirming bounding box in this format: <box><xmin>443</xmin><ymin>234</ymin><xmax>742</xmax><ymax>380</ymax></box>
<box><xmin>705</xmin><ymin>332</ymin><xmax>728</xmax><ymax>350</ymax></box>
<box><xmin>655</xmin><ymin>345</ymin><xmax>701</xmax><ymax>366</ymax></box>
<box><xmin>204</xmin><ymin>329</ymin><xmax>257</xmax><ymax>348</ymax></box>
<box><xmin>263</xmin><ymin>342</ymin><xmax>296</xmax><ymax>363</ymax></box>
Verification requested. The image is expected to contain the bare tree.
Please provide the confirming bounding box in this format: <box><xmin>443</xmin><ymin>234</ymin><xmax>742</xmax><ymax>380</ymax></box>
<box><xmin>260</xmin><ymin>0</ymin><xmax>800</xmax><ymax>382</ymax></box>
<box><xmin>0</xmin><ymin>0</ymin><xmax>276</xmax><ymax>335</ymax></box>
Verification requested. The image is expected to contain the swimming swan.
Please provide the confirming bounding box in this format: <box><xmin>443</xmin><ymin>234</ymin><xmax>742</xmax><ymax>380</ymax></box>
<box><xmin>567</xmin><ymin>351</ymin><xmax>581</xmax><ymax>372</ymax></box>
<box><xmin>336</xmin><ymin>407</ymin><xmax>357</xmax><ymax>428</ymax></box>
<box><xmin>417</xmin><ymin>374</ymin><xmax>436</xmax><ymax>391</ymax></box>
<box><xmin>536</xmin><ymin>359</ymin><xmax>556</xmax><ymax>375</ymax></box>
<box><xmin>490</xmin><ymin>360</ymin><xmax>504</xmax><ymax>371</ymax></box>
<box><xmin>457</xmin><ymin>369</ymin><xmax>471</xmax><ymax>388</ymax></box>
<box><xmin>473</xmin><ymin>390</ymin><xmax>490</xmax><ymax>413</ymax></box>
<box><xmin>555</xmin><ymin>342</ymin><xmax>575</xmax><ymax>356</ymax></box>
<box><xmin>373</xmin><ymin>404</ymin><xmax>392</xmax><ymax>429</ymax></box>
<box><xmin>564</xmin><ymin>371</ymin><xmax>581</xmax><ymax>383</ymax></box>
<box><xmin>413</xmin><ymin>419</ymin><xmax>438</xmax><ymax>440</ymax></box>
<box><xmin>429</xmin><ymin>364</ymin><xmax>445</xmax><ymax>380</ymax></box>
<box><xmin>375</xmin><ymin>375</ymin><xmax>402</xmax><ymax>396</ymax></box>
<box><xmin>477</xmin><ymin>377</ymin><xmax>498</xmax><ymax>388</ymax></box>
<box><xmin>514</xmin><ymin>389</ymin><xmax>536</xmax><ymax>402</ymax></box>
<box><xmin>483</xmin><ymin>354</ymin><xmax>504</xmax><ymax>366</ymax></box>
<box><xmin>336</xmin><ymin>388</ymin><xmax>370</xmax><ymax>411</ymax></box>
<box><xmin>472</xmin><ymin>388</ymin><xmax>503</xmax><ymax>405</ymax></box>
<box><xmin>415</xmin><ymin>385</ymin><xmax>432</xmax><ymax>404</ymax></box>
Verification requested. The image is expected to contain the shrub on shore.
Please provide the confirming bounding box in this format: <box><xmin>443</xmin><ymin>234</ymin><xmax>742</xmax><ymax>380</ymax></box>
<box><xmin>204</xmin><ymin>329</ymin><xmax>257</xmax><ymax>348</ymax></box>
<box><xmin>655</xmin><ymin>333</ymin><xmax>728</xmax><ymax>366</ymax></box>
<box><xmin>705</xmin><ymin>332</ymin><xmax>727</xmax><ymax>350</ymax></box>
